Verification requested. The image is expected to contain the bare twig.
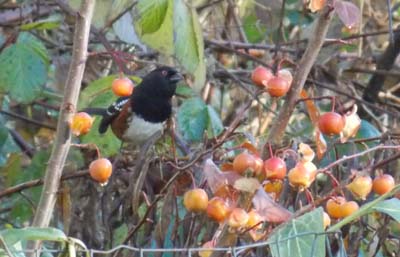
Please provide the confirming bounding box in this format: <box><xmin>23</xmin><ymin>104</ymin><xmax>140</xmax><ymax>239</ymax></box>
<box><xmin>265</xmin><ymin>6</ymin><xmax>334</xmax><ymax>145</ymax></box>
<box><xmin>31</xmin><ymin>0</ymin><xmax>95</xmax><ymax>228</ymax></box>
<box><xmin>317</xmin><ymin>145</ymin><xmax>400</xmax><ymax>173</ymax></box>
<box><xmin>0</xmin><ymin>170</ymin><xmax>88</xmax><ymax>199</ymax></box>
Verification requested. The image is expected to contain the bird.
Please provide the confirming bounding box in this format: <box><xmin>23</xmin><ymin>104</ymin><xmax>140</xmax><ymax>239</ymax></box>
<box><xmin>85</xmin><ymin>66</ymin><xmax>183</xmax><ymax>145</ymax></box>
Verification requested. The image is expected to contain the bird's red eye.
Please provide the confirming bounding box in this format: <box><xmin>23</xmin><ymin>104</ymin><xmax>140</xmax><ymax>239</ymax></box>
<box><xmin>161</xmin><ymin>70</ymin><xmax>168</xmax><ymax>76</ymax></box>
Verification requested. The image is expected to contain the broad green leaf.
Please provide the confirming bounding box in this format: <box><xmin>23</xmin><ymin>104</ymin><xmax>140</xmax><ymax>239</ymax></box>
<box><xmin>79</xmin><ymin>75</ymin><xmax>141</xmax><ymax>109</ymax></box>
<box><xmin>243</xmin><ymin>14</ymin><xmax>267</xmax><ymax>43</ymax></box>
<box><xmin>177</xmin><ymin>98</ymin><xmax>223</xmax><ymax>142</ymax></box>
<box><xmin>373</xmin><ymin>198</ymin><xmax>400</xmax><ymax>222</ymax></box>
<box><xmin>0</xmin><ymin>33</ymin><xmax>49</xmax><ymax>103</ymax></box>
<box><xmin>206</xmin><ymin>105</ymin><xmax>223</xmax><ymax>138</ymax></box>
<box><xmin>136</xmin><ymin>0</ymin><xmax>170</xmax><ymax>34</ymax></box>
<box><xmin>135</xmin><ymin>0</ymin><xmax>174</xmax><ymax>55</ymax></box>
<box><xmin>268</xmin><ymin>208</ymin><xmax>325</xmax><ymax>257</ymax></box>
<box><xmin>0</xmin><ymin>228</ymin><xmax>67</xmax><ymax>246</ymax></box>
<box><xmin>112</xmin><ymin>224</ymin><xmax>128</xmax><ymax>247</ymax></box>
<box><xmin>173</xmin><ymin>1</ymin><xmax>203</xmax><ymax>72</ymax></box>
<box><xmin>78</xmin><ymin>75</ymin><xmax>119</xmax><ymax>109</ymax></box>
<box><xmin>177</xmin><ymin>97</ymin><xmax>207</xmax><ymax>142</ymax></box>
<box><xmin>20</xmin><ymin>15</ymin><xmax>62</xmax><ymax>30</ymax></box>
<box><xmin>134</xmin><ymin>0</ymin><xmax>205</xmax><ymax>91</ymax></box>
<box><xmin>355</xmin><ymin>120</ymin><xmax>380</xmax><ymax>146</ymax></box>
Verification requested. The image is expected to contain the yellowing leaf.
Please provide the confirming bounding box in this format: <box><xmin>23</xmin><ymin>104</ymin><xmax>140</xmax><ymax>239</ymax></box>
<box><xmin>316</xmin><ymin>130</ymin><xmax>327</xmax><ymax>160</ymax></box>
<box><xmin>341</xmin><ymin>105</ymin><xmax>361</xmax><ymax>143</ymax></box>
<box><xmin>298</xmin><ymin>143</ymin><xmax>315</xmax><ymax>163</ymax></box>
<box><xmin>233</xmin><ymin>177</ymin><xmax>260</xmax><ymax>193</ymax></box>
<box><xmin>300</xmin><ymin>89</ymin><xmax>320</xmax><ymax>124</ymax></box>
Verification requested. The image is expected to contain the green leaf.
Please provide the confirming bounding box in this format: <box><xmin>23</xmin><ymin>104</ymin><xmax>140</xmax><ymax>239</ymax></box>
<box><xmin>135</xmin><ymin>0</ymin><xmax>174</xmax><ymax>55</ymax></box>
<box><xmin>20</xmin><ymin>15</ymin><xmax>62</xmax><ymax>30</ymax></box>
<box><xmin>173</xmin><ymin>1</ymin><xmax>203</xmax><ymax>72</ymax></box>
<box><xmin>268</xmin><ymin>208</ymin><xmax>325</xmax><ymax>257</ymax></box>
<box><xmin>0</xmin><ymin>228</ymin><xmax>67</xmax><ymax>246</ymax></box>
<box><xmin>206</xmin><ymin>105</ymin><xmax>223</xmax><ymax>138</ymax></box>
<box><xmin>355</xmin><ymin>120</ymin><xmax>380</xmax><ymax>146</ymax></box>
<box><xmin>112</xmin><ymin>224</ymin><xmax>128</xmax><ymax>247</ymax></box>
<box><xmin>373</xmin><ymin>198</ymin><xmax>400</xmax><ymax>222</ymax></box>
<box><xmin>134</xmin><ymin>0</ymin><xmax>205</xmax><ymax>91</ymax></box>
<box><xmin>0</xmin><ymin>123</ymin><xmax>19</xmax><ymax>166</ymax></box>
<box><xmin>0</xmin><ymin>32</ymin><xmax>49</xmax><ymax>103</ymax></box>
<box><xmin>177</xmin><ymin>98</ymin><xmax>223</xmax><ymax>142</ymax></box>
<box><xmin>177</xmin><ymin>97</ymin><xmax>207</xmax><ymax>142</ymax></box>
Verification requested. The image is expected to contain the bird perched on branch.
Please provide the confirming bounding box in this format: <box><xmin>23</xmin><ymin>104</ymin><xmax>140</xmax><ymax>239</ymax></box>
<box><xmin>85</xmin><ymin>66</ymin><xmax>183</xmax><ymax>145</ymax></box>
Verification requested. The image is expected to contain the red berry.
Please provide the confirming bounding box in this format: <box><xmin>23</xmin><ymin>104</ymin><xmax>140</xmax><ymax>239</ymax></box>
<box><xmin>318</xmin><ymin>112</ymin><xmax>345</xmax><ymax>136</ymax></box>
<box><xmin>263</xmin><ymin>157</ymin><xmax>286</xmax><ymax>180</ymax></box>
<box><xmin>251</xmin><ymin>66</ymin><xmax>273</xmax><ymax>87</ymax></box>
<box><xmin>265</xmin><ymin>76</ymin><xmax>290</xmax><ymax>97</ymax></box>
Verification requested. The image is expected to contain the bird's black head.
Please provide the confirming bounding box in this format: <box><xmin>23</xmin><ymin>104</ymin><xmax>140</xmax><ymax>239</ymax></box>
<box><xmin>139</xmin><ymin>66</ymin><xmax>183</xmax><ymax>98</ymax></box>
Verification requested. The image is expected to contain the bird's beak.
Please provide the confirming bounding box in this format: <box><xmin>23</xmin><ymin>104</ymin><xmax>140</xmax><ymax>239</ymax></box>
<box><xmin>169</xmin><ymin>72</ymin><xmax>184</xmax><ymax>83</ymax></box>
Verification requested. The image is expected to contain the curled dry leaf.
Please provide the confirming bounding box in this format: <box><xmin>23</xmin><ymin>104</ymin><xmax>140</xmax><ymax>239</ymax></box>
<box><xmin>308</xmin><ymin>0</ymin><xmax>326</xmax><ymax>12</ymax></box>
<box><xmin>240</xmin><ymin>140</ymin><xmax>260</xmax><ymax>156</ymax></box>
<box><xmin>204</xmin><ymin>159</ymin><xmax>241</xmax><ymax>194</ymax></box>
<box><xmin>252</xmin><ymin>188</ymin><xmax>292</xmax><ymax>223</ymax></box>
<box><xmin>334</xmin><ymin>0</ymin><xmax>361</xmax><ymax>29</ymax></box>
<box><xmin>341</xmin><ymin>105</ymin><xmax>361</xmax><ymax>143</ymax></box>
<box><xmin>315</xmin><ymin>130</ymin><xmax>327</xmax><ymax>160</ymax></box>
<box><xmin>298</xmin><ymin>143</ymin><xmax>315</xmax><ymax>163</ymax></box>
<box><xmin>233</xmin><ymin>177</ymin><xmax>260</xmax><ymax>193</ymax></box>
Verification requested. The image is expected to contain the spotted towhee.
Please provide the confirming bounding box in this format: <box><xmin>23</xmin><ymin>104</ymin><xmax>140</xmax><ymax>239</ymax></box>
<box><xmin>86</xmin><ymin>66</ymin><xmax>183</xmax><ymax>145</ymax></box>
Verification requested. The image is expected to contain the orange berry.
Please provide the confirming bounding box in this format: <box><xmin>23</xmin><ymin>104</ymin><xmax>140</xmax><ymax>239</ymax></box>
<box><xmin>112</xmin><ymin>77</ymin><xmax>134</xmax><ymax>97</ymax></box>
<box><xmin>232</xmin><ymin>152</ymin><xmax>255</xmax><ymax>175</ymax></box>
<box><xmin>247</xmin><ymin>209</ymin><xmax>263</xmax><ymax>229</ymax></box>
<box><xmin>288</xmin><ymin>162</ymin><xmax>316</xmax><ymax>189</ymax></box>
<box><xmin>89</xmin><ymin>158</ymin><xmax>112</xmax><ymax>183</ymax></box>
<box><xmin>207</xmin><ymin>197</ymin><xmax>231</xmax><ymax>223</ymax></box>
<box><xmin>70</xmin><ymin>112</ymin><xmax>94</xmax><ymax>136</ymax></box>
<box><xmin>373</xmin><ymin>174</ymin><xmax>395</xmax><ymax>195</ymax></box>
<box><xmin>228</xmin><ymin>208</ymin><xmax>249</xmax><ymax>228</ymax></box>
<box><xmin>341</xmin><ymin>201</ymin><xmax>359</xmax><ymax>217</ymax></box>
<box><xmin>346</xmin><ymin>175</ymin><xmax>372</xmax><ymax>200</ymax></box>
<box><xmin>183</xmin><ymin>188</ymin><xmax>209</xmax><ymax>212</ymax></box>
<box><xmin>326</xmin><ymin>196</ymin><xmax>346</xmax><ymax>219</ymax></box>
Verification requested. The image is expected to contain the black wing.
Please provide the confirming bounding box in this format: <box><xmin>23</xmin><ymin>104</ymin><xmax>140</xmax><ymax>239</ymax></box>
<box><xmin>98</xmin><ymin>96</ymin><xmax>130</xmax><ymax>134</ymax></box>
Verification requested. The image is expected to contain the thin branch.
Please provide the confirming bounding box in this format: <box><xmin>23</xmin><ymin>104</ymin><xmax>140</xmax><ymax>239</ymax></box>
<box><xmin>265</xmin><ymin>6</ymin><xmax>334</xmax><ymax>145</ymax></box>
<box><xmin>31</xmin><ymin>0</ymin><xmax>95</xmax><ymax>228</ymax></box>
<box><xmin>318</xmin><ymin>145</ymin><xmax>400</xmax><ymax>173</ymax></box>
<box><xmin>0</xmin><ymin>170</ymin><xmax>88</xmax><ymax>199</ymax></box>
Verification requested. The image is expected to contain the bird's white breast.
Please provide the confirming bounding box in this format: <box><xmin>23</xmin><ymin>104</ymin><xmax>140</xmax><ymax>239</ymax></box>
<box><xmin>123</xmin><ymin>115</ymin><xmax>164</xmax><ymax>145</ymax></box>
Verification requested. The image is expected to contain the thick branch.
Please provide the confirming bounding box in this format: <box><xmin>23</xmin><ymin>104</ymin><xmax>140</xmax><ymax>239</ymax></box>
<box><xmin>31</xmin><ymin>0</ymin><xmax>95</xmax><ymax>228</ymax></box>
<box><xmin>266</xmin><ymin>7</ymin><xmax>333</xmax><ymax>145</ymax></box>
